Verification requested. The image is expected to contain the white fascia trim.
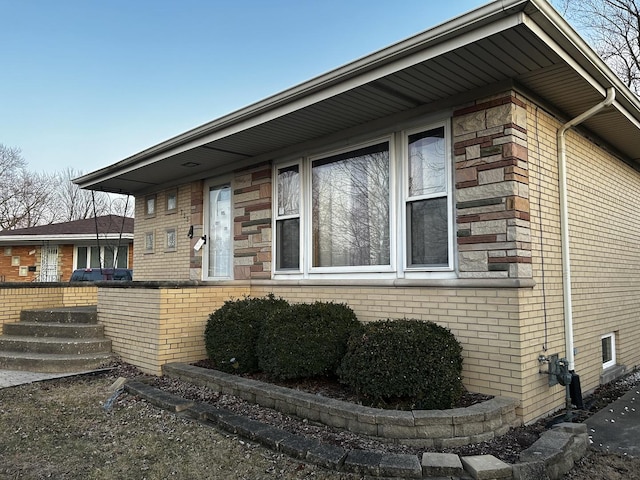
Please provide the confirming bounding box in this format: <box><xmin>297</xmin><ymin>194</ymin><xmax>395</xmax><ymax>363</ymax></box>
<box><xmin>527</xmin><ymin>0</ymin><xmax>640</xmax><ymax>115</ymax></box>
<box><xmin>75</xmin><ymin>6</ymin><xmax>527</xmax><ymax>189</ymax></box>
<box><xmin>0</xmin><ymin>234</ymin><xmax>134</xmax><ymax>243</ymax></box>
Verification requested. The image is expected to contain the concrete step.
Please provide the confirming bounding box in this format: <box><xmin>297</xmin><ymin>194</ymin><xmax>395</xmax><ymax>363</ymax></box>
<box><xmin>0</xmin><ymin>336</ymin><xmax>111</xmax><ymax>355</ymax></box>
<box><xmin>20</xmin><ymin>306</ymin><xmax>98</xmax><ymax>324</ymax></box>
<box><xmin>0</xmin><ymin>351</ymin><xmax>113</xmax><ymax>373</ymax></box>
<box><xmin>4</xmin><ymin>322</ymin><xmax>105</xmax><ymax>339</ymax></box>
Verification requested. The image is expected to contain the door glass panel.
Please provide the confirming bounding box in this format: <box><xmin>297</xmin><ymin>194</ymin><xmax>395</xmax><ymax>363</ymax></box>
<box><xmin>208</xmin><ymin>185</ymin><xmax>232</xmax><ymax>278</ymax></box>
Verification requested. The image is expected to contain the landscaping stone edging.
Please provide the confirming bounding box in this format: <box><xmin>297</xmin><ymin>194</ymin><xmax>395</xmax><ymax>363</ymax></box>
<box><xmin>123</xmin><ymin>378</ymin><xmax>588</xmax><ymax>479</ymax></box>
<box><xmin>162</xmin><ymin>362</ymin><xmax>518</xmax><ymax>448</ymax></box>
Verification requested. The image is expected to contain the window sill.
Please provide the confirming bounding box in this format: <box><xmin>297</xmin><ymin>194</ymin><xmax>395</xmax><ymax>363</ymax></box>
<box><xmin>258</xmin><ymin>277</ymin><xmax>535</xmax><ymax>289</ymax></box>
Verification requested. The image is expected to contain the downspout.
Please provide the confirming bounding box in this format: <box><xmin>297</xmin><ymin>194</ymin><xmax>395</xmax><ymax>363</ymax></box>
<box><xmin>557</xmin><ymin>87</ymin><xmax>615</xmax><ymax>372</ymax></box>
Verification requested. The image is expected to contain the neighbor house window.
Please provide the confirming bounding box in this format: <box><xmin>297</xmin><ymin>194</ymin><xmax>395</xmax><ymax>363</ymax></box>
<box><xmin>602</xmin><ymin>333</ymin><xmax>616</xmax><ymax>369</ymax></box>
<box><xmin>273</xmin><ymin>121</ymin><xmax>451</xmax><ymax>278</ymax></box>
<box><xmin>76</xmin><ymin>245</ymin><xmax>129</xmax><ymax>269</ymax></box>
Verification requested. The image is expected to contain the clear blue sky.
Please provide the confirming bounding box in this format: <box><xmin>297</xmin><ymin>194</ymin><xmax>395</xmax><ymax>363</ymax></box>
<box><xmin>1</xmin><ymin>0</ymin><xmax>493</xmax><ymax>174</ymax></box>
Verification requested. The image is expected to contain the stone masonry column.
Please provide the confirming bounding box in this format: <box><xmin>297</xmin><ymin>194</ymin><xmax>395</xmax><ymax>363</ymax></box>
<box><xmin>233</xmin><ymin>163</ymin><xmax>272</xmax><ymax>280</ymax></box>
<box><xmin>453</xmin><ymin>93</ymin><xmax>532</xmax><ymax>279</ymax></box>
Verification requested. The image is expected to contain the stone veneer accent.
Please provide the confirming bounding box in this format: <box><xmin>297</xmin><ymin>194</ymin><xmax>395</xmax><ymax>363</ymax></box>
<box><xmin>233</xmin><ymin>163</ymin><xmax>272</xmax><ymax>280</ymax></box>
<box><xmin>453</xmin><ymin>93</ymin><xmax>532</xmax><ymax>279</ymax></box>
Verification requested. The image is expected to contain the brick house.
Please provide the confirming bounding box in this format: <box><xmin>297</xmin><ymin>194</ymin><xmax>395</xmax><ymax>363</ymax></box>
<box><xmin>75</xmin><ymin>0</ymin><xmax>640</xmax><ymax>423</ymax></box>
<box><xmin>0</xmin><ymin>216</ymin><xmax>134</xmax><ymax>282</ymax></box>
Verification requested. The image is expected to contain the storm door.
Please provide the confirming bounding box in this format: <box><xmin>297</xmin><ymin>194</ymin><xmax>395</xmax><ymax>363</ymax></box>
<box><xmin>204</xmin><ymin>183</ymin><xmax>232</xmax><ymax>280</ymax></box>
<box><xmin>40</xmin><ymin>244</ymin><xmax>59</xmax><ymax>281</ymax></box>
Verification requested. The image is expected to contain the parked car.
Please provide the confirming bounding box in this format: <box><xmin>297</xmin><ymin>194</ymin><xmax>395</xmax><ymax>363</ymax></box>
<box><xmin>69</xmin><ymin>268</ymin><xmax>133</xmax><ymax>282</ymax></box>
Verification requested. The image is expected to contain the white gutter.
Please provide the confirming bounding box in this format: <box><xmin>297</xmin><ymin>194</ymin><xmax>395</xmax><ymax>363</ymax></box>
<box><xmin>557</xmin><ymin>87</ymin><xmax>615</xmax><ymax>371</ymax></box>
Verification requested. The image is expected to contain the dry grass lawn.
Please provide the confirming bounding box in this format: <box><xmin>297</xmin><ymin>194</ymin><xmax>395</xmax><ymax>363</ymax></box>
<box><xmin>0</xmin><ymin>374</ymin><xmax>356</xmax><ymax>480</ymax></box>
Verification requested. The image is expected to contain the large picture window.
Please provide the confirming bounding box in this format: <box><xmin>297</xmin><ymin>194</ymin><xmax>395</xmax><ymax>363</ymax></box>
<box><xmin>312</xmin><ymin>142</ymin><xmax>390</xmax><ymax>268</ymax></box>
<box><xmin>273</xmin><ymin>121</ymin><xmax>452</xmax><ymax>278</ymax></box>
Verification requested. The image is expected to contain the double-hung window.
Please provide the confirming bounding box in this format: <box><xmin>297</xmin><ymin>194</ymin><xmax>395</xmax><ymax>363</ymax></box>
<box><xmin>275</xmin><ymin>164</ymin><xmax>301</xmax><ymax>270</ymax></box>
<box><xmin>405</xmin><ymin>126</ymin><xmax>450</xmax><ymax>268</ymax></box>
<box><xmin>274</xmin><ymin>121</ymin><xmax>452</xmax><ymax>278</ymax></box>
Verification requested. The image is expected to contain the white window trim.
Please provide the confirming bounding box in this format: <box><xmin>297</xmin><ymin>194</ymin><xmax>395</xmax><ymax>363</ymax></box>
<box><xmin>601</xmin><ymin>333</ymin><xmax>616</xmax><ymax>370</ymax></box>
<box><xmin>273</xmin><ymin>160</ymin><xmax>303</xmax><ymax>274</ymax></box>
<box><xmin>307</xmin><ymin>136</ymin><xmax>395</xmax><ymax>275</ymax></box>
<box><xmin>74</xmin><ymin>245</ymin><xmax>130</xmax><ymax>269</ymax></box>
<box><xmin>401</xmin><ymin>122</ymin><xmax>454</xmax><ymax>276</ymax></box>
<box><xmin>272</xmin><ymin>119</ymin><xmax>455</xmax><ymax>280</ymax></box>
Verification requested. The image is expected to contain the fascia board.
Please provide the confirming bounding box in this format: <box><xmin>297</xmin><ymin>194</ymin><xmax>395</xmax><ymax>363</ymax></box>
<box><xmin>0</xmin><ymin>234</ymin><xmax>134</xmax><ymax>243</ymax></box>
<box><xmin>527</xmin><ymin>0</ymin><xmax>640</xmax><ymax>114</ymax></box>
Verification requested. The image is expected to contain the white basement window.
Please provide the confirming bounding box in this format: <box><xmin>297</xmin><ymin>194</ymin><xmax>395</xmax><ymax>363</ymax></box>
<box><xmin>601</xmin><ymin>333</ymin><xmax>616</xmax><ymax>370</ymax></box>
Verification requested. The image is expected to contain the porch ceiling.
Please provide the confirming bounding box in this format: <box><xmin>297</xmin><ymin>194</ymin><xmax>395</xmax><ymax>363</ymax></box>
<box><xmin>76</xmin><ymin>0</ymin><xmax>640</xmax><ymax>195</ymax></box>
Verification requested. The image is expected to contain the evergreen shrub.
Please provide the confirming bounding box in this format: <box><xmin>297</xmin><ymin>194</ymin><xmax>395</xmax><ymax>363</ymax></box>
<box><xmin>257</xmin><ymin>301</ymin><xmax>361</xmax><ymax>380</ymax></box>
<box><xmin>204</xmin><ymin>294</ymin><xmax>289</xmax><ymax>374</ymax></box>
<box><xmin>338</xmin><ymin>318</ymin><xmax>464</xmax><ymax>409</ymax></box>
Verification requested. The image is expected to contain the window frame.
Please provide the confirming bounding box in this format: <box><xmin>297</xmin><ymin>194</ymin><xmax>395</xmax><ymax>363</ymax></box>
<box><xmin>274</xmin><ymin>161</ymin><xmax>302</xmax><ymax>273</ymax></box>
<box><xmin>307</xmin><ymin>137</ymin><xmax>395</xmax><ymax>275</ymax></box>
<box><xmin>145</xmin><ymin>195</ymin><xmax>157</xmax><ymax>217</ymax></box>
<box><xmin>401</xmin><ymin>122</ymin><xmax>454</xmax><ymax>273</ymax></box>
<box><xmin>165</xmin><ymin>227</ymin><xmax>177</xmax><ymax>252</ymax></box>
<box><xmin>74</xmin><ymin>245</ymin><xmax>130</xmax><ymax>269</ymax></box>
<box><xmin>601</xmin><ymin>333</ymin><xmax>616</xmax><ymax>370</ymax></box>
<box><xmin>166</xmin><ymin>189</ymin><xmax>178</xmax><ymax>214</ymax></box>
<box><xmin>272</xmin><ymin>119</ymin><xmax>454</xmax><ymax>280</ymax></box>
<box><xmin>144</xmin><ymin>231</ymin><xmax>155</xmax><ymax>254</ymax></box>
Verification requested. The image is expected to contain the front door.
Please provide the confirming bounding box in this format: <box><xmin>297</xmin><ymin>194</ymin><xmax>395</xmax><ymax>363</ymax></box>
<box><xmin>40</xmin><ymin>245</ymin><xmax>59</xmax><ymax>281</ymax></box>
<box><xmin>204</xmin><ymin>183</ymin><xmax>232</xmax><ymax>280</ymax></box>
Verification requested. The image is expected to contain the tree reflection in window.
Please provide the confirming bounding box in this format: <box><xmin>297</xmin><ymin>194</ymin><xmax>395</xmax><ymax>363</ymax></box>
<box><xmin>407</xmin><ymin>127</ymin><xmax>448</xmax><ymax>267</ymax></box>
<box><xmin>312</xmin><ymin>143</ymin><xmax>390</xmax><ymax>267</ymax></box>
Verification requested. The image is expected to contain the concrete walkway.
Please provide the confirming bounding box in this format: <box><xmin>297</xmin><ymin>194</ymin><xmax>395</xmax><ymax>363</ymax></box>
<box><xmin>0</xmin><ymin>369</ymin><xmax>93</xmax><ymax>388</ymax></box>
<box><xmin>587</xmin><ymin>386</ymin><xmax>640</xmax><ymax>457</ymax></box>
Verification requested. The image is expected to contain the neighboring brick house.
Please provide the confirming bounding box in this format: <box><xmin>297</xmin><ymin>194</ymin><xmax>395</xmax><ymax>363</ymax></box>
<box><xmin>75</xmin><ymin>0</ymin><xmax>640</xmax><ymax>423</ymax></box>
<box><xmin>0</xmin><ymin>216</ymin><xmax>134</xmax><ymax>282</ymax></box>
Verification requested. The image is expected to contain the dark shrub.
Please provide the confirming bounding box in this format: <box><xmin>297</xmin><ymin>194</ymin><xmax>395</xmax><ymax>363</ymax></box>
<box><xmin>257</xmin><ymin>301</ymin><xmax>361</xmax><ymax>380</ymax></box>
<box><xmin>338</xmin><ymin>319</ymin><xmax>463</xmax><ymax>409</ymax></box>
<box><xmin>204</xmin><ymin>294</ymin><xmax>289</xmax><ymax>374</ymax></box>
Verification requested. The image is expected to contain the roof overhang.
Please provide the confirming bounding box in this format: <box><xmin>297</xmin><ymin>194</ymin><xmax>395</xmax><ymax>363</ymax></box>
<box><xmin>75</xmin><ymin>0</ymin><xmax>640</xmax><ymax>195</ymax></box>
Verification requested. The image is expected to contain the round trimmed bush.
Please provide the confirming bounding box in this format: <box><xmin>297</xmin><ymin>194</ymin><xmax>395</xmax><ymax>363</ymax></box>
<box><xmin>204</xmin><ymin>294</ymin><xmax>289</xmax><ymax>374</ymax></box>
<box><xmin>338</xmin><ymin>319</ymin><xmax>463</xmax><ymax>409</ymax></box>
<box><xmin>257</xmin><ymin>301</ymin><xmax>361</xmax><ymax>380</ymax></box>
